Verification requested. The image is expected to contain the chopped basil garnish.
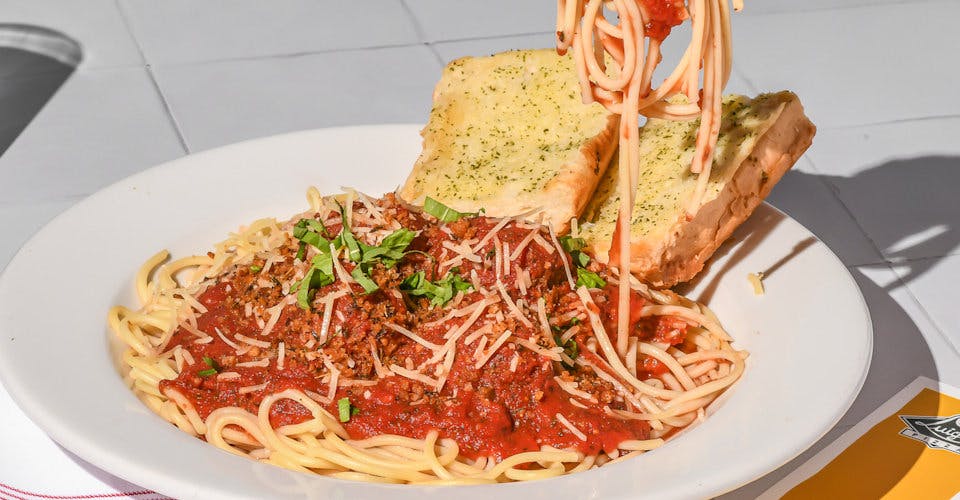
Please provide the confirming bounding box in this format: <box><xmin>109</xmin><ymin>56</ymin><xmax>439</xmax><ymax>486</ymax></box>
<box><xmin>295</xmin><ymin>242</ymin><xmax>307</xmax><ymax>261</ymax></box>
<box><xmin>249</xmin><ymin>264</ymin><xmax>262</xmax><ymax>273</ymax></box>
<box><xmin>559</xmin><ymin>235</ymin><xmax>591</xmax><ymax>267</ymax></box>
<box><xmin>424</xmin><ymin>196</ymin><xmax>476</xmax><ymax>222</ymax></box>
<box><xmin>337</xmin><ymin>397</ymin><xmax>358</xmax><ymax>422</ymax></box>
<box><xmin>351</xmin><ymin>267</ymin><xmax>379</xmax><ymax>294</ymax></box>
<box><xmin>293</xmin><ymin>218</ymin><xmax>332</xmax><ymax>256</ymax></box>
<box><xmin>554</xmin><ymin>335</ymin><xmax>579</xmax><ymax>368</ymax></box>
<box><xmin>293</xmin><ymin>204</ymin><xmax>418</xmax><ymax>309</ymax></box>
<box><xmin>559</xmin><ymin>235</ymin><xmax>604</xmax><ymax>287</ymax></box>
<box><xmin>293</xmin><ymin>218</ymin><xmax>330</xmax><ymax>238</ymax></box>
<box><xmin>199</xmin><ymin>357</ymin><xmax>219</xmax><ymax>377</ymax></box>
<box><xmin>401</xmin><ymin>269</ymin><xmax>473</xmax><ymax>307</ymax></box>
<box><xmin>558</xmin><ymin>235</ymin><xmax>585</xmax><ymax>253</ymax></box>
<box><xmin>362</xmin><ymin>228</ymin><xmax>417</xmax><ymax>268</ymax></box>
<box><xmin>576</xmin><ymin>267</ymin><xmax>606</xmax><ymax>289</ymax></box>
<box><xmin>202</xmin><ymin>356</ymin><xmax>220</xmax><ymax>370</ymax></box>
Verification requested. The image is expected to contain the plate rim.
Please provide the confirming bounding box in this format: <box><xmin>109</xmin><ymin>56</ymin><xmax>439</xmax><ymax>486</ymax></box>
<box><xmin>0</xmin><ymin>124</ymin><xmax>873</xmax><ymax>499</ymax></box>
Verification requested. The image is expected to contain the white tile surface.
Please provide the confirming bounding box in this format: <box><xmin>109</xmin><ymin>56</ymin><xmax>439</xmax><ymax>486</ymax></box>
<box><xmin>120</xmin><ymin>0</ymin><xmax>419</xmax><ymax>65</ymax></box>
<box><xmin>805</xmin><ymin>119</ymin><xmax>960</xmax><ymax>261</ymax></box>
<box><xmin>893</xmin><ymin>254</ymin><xmax>960</xmax><ymax>354</ymax></box>
<box><xmin>732</xmin><ymin>1</ymin><xmax>960</xmax><ymax>128</ymax></box>
<box><xmin>765</xmin><ymin>160</ymin><xmax>883</xmax><ymax>266</ymax></box>
<box><xmin>404</xmin><ymin>0</ymin><xmax>554</xmax><ymax>42</ymax></box>
<box><xmin>0</xmin><ymin>0</ymin><xmax>143</xmax><ymax>69</ymax></box>
<box><xmin>153</xmin><ymin>46</ymin><xmax>441</xmax><ymax>152</ymax></box>
<box><xmin>431</xmin><ymin>29</ymin><xmax>758</xmax><ymax>96</ymax></box>
<box><xmin>430</xmin><ymin>32</ymin><xmax>556</xmax><ymax>63</ymax></box>
<box><xmin>739</xmin><ymin>0</ymin><xmax>933</xmax><ymax>15</ymax></box>
<box><xmin>0</xmin><ymin>67</ymin><xmax>185</xmax><ymax>204</ymax></box>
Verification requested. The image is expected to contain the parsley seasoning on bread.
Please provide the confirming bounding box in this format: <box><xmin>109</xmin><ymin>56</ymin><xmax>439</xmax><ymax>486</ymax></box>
<box><xmin>400</xmin><ymin>49</ymin><xmax>619</xmax><ymax>233</ymax></box>
<box><xmin>579</xmin><ymin>92</ymin><xmax>816</xmax><ymax>287</ymax></box>
<box><xmin>403</xmin><ymin>49</ymin><xmax>815</xmax><ymax>288</ymax></box>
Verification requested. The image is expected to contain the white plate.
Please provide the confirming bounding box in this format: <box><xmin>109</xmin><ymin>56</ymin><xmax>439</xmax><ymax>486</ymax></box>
<box><xmin>0</xmin><ymin>125</ymin><xmax>871</xmax><ymax>499</ymax></box>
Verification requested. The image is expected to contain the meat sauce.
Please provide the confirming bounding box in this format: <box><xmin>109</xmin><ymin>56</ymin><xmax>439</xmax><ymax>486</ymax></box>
<box><xmin>160</xmin><ymin>196</ymin><xmax>687</xmax><ymax>461</ymax></box>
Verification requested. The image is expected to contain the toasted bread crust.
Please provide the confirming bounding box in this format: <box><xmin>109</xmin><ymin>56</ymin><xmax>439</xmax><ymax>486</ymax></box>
<box><xmin>636</xmin><ymin>97</ymin><xmax>816</xmax><ymax>286</ymax></box>
<box><xmin>547</xmin><ymin>114</ymin><xmax>620</xmax><ymax>230</ymax></box>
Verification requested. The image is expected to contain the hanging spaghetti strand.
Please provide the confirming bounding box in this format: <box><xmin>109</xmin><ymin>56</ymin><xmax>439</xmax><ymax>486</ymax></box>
<box><xmin>556</xmin><ymin>0</ymin><xmax>742</xmax><ymax>356</ymax></box>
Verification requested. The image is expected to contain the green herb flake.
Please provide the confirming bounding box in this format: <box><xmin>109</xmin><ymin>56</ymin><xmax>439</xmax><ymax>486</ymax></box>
<box><xmin>294</xmin><ymin>200</ymin><xmax>418</xmax><ymax>310</ymax></box>
<box><xmin>249</xmin><ymin>264</ymin><xmax>262</xmax><ymax>273</ymax></box>
<box><xmin>293</xmin><ymin>218</ymin><xmax>332</xmax><ymax>251</ymax></box>
<box><xmin>559</xmin><ymin>235</ymin><xmax>591</xmax><ymax>268</ymax></box>
<box><xmin>576</xmin><ymin>268</ymin><xmax>606</xmax><ymax>289</ymax></box>
<box><xmin>360</xmin><ymin>228</ymin><xmax>417</xmax><ymax>268</ymax></box>
<box><xmin>424</xmin><ymin>196</ymin><xmax>476</xmax><ymax>222</ymax></box>
<box><xmin>558</xmin><ymin>235</ymin><xmax>586</xmax><ymax>253</ymax></box>
<box><xmin>198</xmin><ymin>368</ymin><xmax>218</xmax><ymax>377</ymax></box>
<box><xmin>202</xmin><ymin>356</ymin><xmax>220</xmax><ymax>371</ymax></box>
<box><xmin>351</xmin><ymin>267</ymin><xmax>379</xmax><ymax>294</ymax></box>
<box><xmin>401</xmin><ymin>269</ymin><xmax>473</xmax><ymax>307</ymax></box>
<box><xmin>338</xmin><ymin>397</ymin><xmax>355</xmax><ymax>423</ymax></box>
<box><xmin>295</xmin><ymin>242</ymin><xmax>307</xmax><ymax>261</ymax></box>
<box><xmin>554</xmin><ymin>335</ymin><xmax>579</xmax><ymax>368</ymax></box>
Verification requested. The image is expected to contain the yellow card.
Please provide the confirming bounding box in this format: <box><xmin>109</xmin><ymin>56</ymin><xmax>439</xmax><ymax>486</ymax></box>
<box><xmin>763</xmin><ymin>377</ymin><xmax>960</xmax><ymax>499</ymax></box>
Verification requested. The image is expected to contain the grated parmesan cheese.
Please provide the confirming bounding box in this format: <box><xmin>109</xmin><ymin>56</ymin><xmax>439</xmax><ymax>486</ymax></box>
<box><xmin>390</xmin><ymin>364</ymin><xmax>440</xmax><ymax>387</ymax></box>
<box><xmin>509</xmin><ymin>228</ymin><xmax>541</xmax><ymax>261</ymax></box>
<box><xmin>236</xmin><ymin>358</ymin><xmax>270</xmax><ymax>368</ymax></box>
<box><xmin>214</xmin><ymin>327</ymin><xmax>240</xmax><ymax>350</ymax></box>
<box><xmin>472</xmin><ymin>217</ymin><xmax>511</xmax><ymax>253</ymax></box>
<box><xmin>496</xmin><ymin>281</ymin><xmax>533</xmax><ymax>328</ymax></box>
<box><xmin>235</xmin><ymin>333</ymin><xmax>271</xmax><ymax>349</ymax></box>
<box><xmin>555</xmin><ymin>413</ymin><xmax>587</xmax><ymax>441</ymax></box>
<box><xmin>238</xmin><ymin>382</ymin><xmax>268</xmax><ymax>395</ymax></box>
<box><xmin>474</xmin><ymin>330</ymin><xmax>513</xmax><ymax>369</ymax></box>
<box><xmin>385</xmin><ymin>323</ymin><xmax>442</xmax><ymax>351</ymax></box>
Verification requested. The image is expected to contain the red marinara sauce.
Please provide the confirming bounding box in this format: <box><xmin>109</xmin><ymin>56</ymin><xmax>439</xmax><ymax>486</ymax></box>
<box><xmin>641</xmin><ymin>0</ymin><xmax>687</xmax><ymax>41</ymax></box>
<box><xmin>159</xmin><ymin>196</ymin><xmax>688</xmax><ymax>461</ymax></box>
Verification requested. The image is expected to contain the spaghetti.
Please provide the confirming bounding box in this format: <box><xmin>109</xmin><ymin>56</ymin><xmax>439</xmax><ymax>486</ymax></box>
<box><xmin>109</xmin><ymin>190</ymin><xmax>745</xmax><ymax>483</ymax></box>
<box><xmin>556</xmin><ymin>0</ymin><xmax>742</xmax><ymax>355</ymax></box>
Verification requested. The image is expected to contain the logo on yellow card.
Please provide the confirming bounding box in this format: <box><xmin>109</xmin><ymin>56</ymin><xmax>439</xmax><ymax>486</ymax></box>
<box><xmin>899</xmin><ymin>414</ymin><xmax>960</xmax><ymax>455</ymax></box>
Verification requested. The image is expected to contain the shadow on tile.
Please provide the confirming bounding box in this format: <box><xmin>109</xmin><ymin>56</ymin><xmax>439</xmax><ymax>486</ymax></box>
<box><xmin>813</xmin><ymin>156</ymin><xmax>960</xmax><ymax>286</ymax></box>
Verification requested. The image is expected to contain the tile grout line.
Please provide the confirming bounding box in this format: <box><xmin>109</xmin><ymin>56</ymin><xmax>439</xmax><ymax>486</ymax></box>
<box><xmin>151</xmin><ymin>30</ymin><xmax>558</xmax><ymax>70</ymax></box>
<box><xmin>425</xmin><ymin>43</ymin><xmax>447</xmax><ymax>67</ymax></box>
<box><xmin>143</xmin><ymin>65</ymin><xmax>191</xmax><ymax>153</ymax></box>
<box><xmin>154</xmin><ymin>41</ymin><xmax>426</xmax><ymax>69</ymax></box>
<box><xmin>398</xmin><ymin>0</ymin><xmax>430</xmax><ymax>44</ymax></box>
<box><xmin>798</xmin><ymin>155</ymin><xmax>890</xmax><ymax>264</ymax></box>
<box><xmin>398</xmin><ymin>0</ymin><xmax>446</xmax><ymax>66</ymax></box>
<box><xmin>730</xmin><ymin>65</ymin><xmax>760</xmax><ymax>95</ymax></box>
<box><xmin>735</xmin><ymin>0</ymin><xmax>948</xmax><ymax>17</ymax></box>
<box><xmin>112</xmin><ymin>0</ymin><xmax>191</xmax><ymax>154</ymax></box>
<box><xmin>883</xmin><ymin>263</ymin><xmax>960</xmax><ymax>361</ymax></box>
<box><xmin>431</xmin><ymin>30</ymin><xmax>555</xmax><ymax>44</ymax></box>
<box><xmin>820</xmin><ymin>113</ymin><xmax>960</xmax><ymax>131</ymax></box>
